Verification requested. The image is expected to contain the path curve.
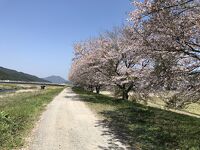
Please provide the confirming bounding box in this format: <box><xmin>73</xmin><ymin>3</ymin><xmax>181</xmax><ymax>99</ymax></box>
<box><xmin>28</xmin><ymin>88</ymin><xmax>128</xmax><ymax>150</ymax></box>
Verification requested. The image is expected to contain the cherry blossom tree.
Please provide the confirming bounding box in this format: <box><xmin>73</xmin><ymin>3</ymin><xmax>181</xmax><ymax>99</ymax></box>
<box><xmin>97</xmin><ymin>28</ymin><xmax>152</xmax><ymax>99</ymax></box>
<box><xmin>69</xmin><ymin>39</ymin><xmax>106</xmax><ymax>94</ymax></box>
<box><xmin>69</xmin><ymin>0</ymin><xmax>199</xmax><ymax>105</ymax></box>
<box><xmin>129</xmin><ymin>0</ymin><xmax>200</xmax><ymax>107</ymax></box>
<box><xmin>69</xmin><ymin>27</ymin><xmax>152</xmax><ymax>99</ymax></box>
<box><xmin>129</xmin><ymin>0</ymin><xmax>200</xmax><ymax>74</ymax></box>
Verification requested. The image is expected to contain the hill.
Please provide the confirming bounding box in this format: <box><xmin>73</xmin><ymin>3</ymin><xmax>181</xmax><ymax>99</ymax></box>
<box><xmin>44</xmin><ymin>75</ymin><xmax>67</xmax><ymax>84</ymax></box>
<box><xmin>0</xmin><ymin>66</ymin><xmax>48</xmax><ymax>82</ymax></box>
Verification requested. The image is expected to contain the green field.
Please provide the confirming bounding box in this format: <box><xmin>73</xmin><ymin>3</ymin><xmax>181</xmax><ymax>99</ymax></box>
<box><xmin>73</xmin><ymin>88</ymin><xmax>200</xmax><ymax>150</ymax></box>
<box><xmin>0</xmin><ymin>87</ymin><xmax>63</xmax><ymax>149</ymax></box>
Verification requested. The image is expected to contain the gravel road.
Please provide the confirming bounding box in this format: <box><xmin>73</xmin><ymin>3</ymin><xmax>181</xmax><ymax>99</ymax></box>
<box><xmin>28</xmin><ymin>88</ymin><xmax>128</xmax><ymax>150</ymax></box>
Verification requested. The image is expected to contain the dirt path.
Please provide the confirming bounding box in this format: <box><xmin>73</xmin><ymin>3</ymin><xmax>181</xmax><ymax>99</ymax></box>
<box><xmin>28</xmin><ymin>88</ymin><xmax>128</xmax><ymax>150</ymax></box>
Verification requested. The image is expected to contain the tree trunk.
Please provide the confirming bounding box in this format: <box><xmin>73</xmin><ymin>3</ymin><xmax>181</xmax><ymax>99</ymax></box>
<box><xmin>88</xmin><ymin>85</ymin><xmax>93</xmax><ymax>92</ymax></box>
<box><xmin>117</xmin><ymin>84</ymin><xmax>130</xmax><ymax>100</ymax></box>
<box><xmin>95</xmin><ymin>86</ymin><xmax>100</xmax><ymax>94</ymax></box>
<box><xmin>122</xmin><ymin>90</ymin><xmax>129</xmax><ymax>100</ymax></box>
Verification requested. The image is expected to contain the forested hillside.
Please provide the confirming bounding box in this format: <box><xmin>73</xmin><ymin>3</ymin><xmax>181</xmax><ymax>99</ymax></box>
<box><xmin>0</xmin><ymin>67</ymin><xmax>48</xmax><ymax>82</ymax></box>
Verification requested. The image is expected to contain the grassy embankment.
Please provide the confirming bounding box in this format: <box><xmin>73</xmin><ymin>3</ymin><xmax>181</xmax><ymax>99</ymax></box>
<box><xmin>0</xmin><ymin>87</ymin><xmax>64</xmax><ymax>149</ymax></box>
<box><xmin>133</xmin><ymin>94</ymin><xmax>200</xmax><ymax>116</ymax></box>
<box><xmin>184</xmin><ymin>103</ymin><xmax>200</xmax><ymax>115</ymax></box>
<box><xmin>102</xmin><ymin>91</ymin><xmax>200</xmax><ymax>116</ymax></box>
<box><xmin>73</xmin><ymin>87</ymin><xmax>200</xmax><ymax>150</ymax></box>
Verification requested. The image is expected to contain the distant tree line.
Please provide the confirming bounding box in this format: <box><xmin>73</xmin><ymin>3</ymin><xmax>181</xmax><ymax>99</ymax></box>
<box><xmin>69</xmin><ymin>0</ymin><xmax>200</xmax><ymax>108</ymax></box>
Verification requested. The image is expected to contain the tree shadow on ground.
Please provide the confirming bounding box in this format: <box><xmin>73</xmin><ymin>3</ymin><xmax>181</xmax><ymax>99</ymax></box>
<box><xmin>73</xmin><ymin>87</ymin><xmax>200</xmax><ymax>150</ymax></box>
<box><xmin>65</xmin><ymin>88</ymin><xmax>131</xmax><ymax>149</ymax></box>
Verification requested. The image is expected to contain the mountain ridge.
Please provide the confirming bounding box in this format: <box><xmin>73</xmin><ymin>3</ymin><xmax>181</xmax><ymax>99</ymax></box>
<box><xmin>43</xmin><ymin>75</ymin><xmax>67</xmax><ymax>84</ymax></box>
<box><xmin>0</xmin><ymin>66</ymin><xmax>48</xmax><ymax>82</ymax></box>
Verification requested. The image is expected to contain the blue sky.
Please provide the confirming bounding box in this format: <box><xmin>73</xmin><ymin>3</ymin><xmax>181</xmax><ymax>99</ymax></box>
<box><xmin>0</xmin><ymin>0</ymin><xmax>132</xmax><ymax>79</ymax></box>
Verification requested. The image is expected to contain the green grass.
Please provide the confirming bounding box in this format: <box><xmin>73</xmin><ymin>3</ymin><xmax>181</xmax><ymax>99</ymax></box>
<box><xmin>0</xmin><ymin>87</ymin><xmax>64</xmax><ymax>150</ymax></box>
<box><xmin>73</xmin><ymin>87</ymin><xmax>200</xmax><ymax>150</ymax></box>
